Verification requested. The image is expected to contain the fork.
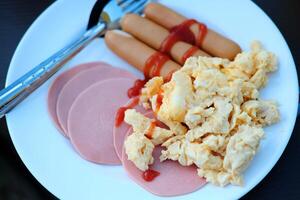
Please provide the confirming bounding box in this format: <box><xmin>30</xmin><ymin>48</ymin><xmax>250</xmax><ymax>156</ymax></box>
<box><xmin>0</xmin><ymin>0</ymin><xmax>150</xmax><ymax>118</ymax></box>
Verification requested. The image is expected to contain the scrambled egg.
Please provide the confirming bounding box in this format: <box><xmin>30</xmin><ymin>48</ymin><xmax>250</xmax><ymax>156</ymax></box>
<box><xmin>124</xmin><ymin>133</ymin><xmax>154</xmax><ymax>171</ymax></box>
<box><xmin>124</xmin><ymin>41</ymin><xmax>280</xmax><ymax>187</ymax></box>
<box><xmin>124</xmin><ymin>109</ymin><xmax>174</xmax><ymax>145</ymax></box>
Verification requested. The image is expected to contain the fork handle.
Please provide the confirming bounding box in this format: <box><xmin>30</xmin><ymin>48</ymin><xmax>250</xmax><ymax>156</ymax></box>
<box><xmin>0</xmin><ymin>22</ymin><xmax>106</xmax><ymax>118</ymax></box>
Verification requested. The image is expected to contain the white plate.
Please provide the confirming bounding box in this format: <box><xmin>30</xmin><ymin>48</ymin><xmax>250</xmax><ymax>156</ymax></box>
<box><xmin>6</xmin><ymin>0</ymin><xmax>298</xmax><ymax>199</ymax></box>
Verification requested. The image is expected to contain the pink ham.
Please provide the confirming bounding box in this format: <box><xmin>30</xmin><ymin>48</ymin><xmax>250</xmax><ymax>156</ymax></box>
<box><xmin>122</xmin><ymin>129</ymin><xmax>207</xmax><ymax>196</ymax></box>
<box><xmin>68</xmin><ymin>78</ymin><xmax>135</xmax><ymax>164</ymax></box>
<box><xmin>47</xmin><ymin>62</ymin><xmax>102</xmax><ymax>136</ymax></box>
<box><xmin>56</xmin><ymin>65</ymin><xmax>136</xmax><ymax>136</ymax></box>
<box><xmin>113</xmin><ymin>97</ymin><xmax>149</xmax><ymax>160</ymax></box>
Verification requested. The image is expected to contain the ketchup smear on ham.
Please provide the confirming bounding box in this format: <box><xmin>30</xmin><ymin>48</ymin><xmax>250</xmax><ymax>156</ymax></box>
<box><xmin>115</xmin><ymin>97</ymin><xmax>139</xmax><ymax>127</ymax></box>
<box><xmin>143</xmin><ymin>169</ymin><xmax>160</xmax><ymax>182</ymax></box>
<box><xmin>127</xmin><ymin>79</ymin><xmax>147</xmax><ymax>98</ymax></box>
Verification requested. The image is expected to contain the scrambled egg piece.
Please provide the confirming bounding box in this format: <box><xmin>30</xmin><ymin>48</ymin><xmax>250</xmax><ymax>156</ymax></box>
<box><xmin>158</xmin><ymin>71</ymin><xmax>194</xmax><ymax>122</ymax></box>
<box><xmin>223</xmin><ymin>125</ymin><xmax>264</xmax><ymax>174</ymax></box>
<box><xmin>124</xmin><ymin>133</ymin><xmax>154</xmax><ymax>171</ymax></box>
<box><xmin>196</xmin><ymin>125</ymin><xmax>264</xmax><ymax>186</ymax></box>
<box><xmin>242</xmin><ymin>100</ymin><xmax>280</xmax><ymax>126</ymax></box>
<box><xmin>197</xmin><ymin>169</ymin><xmax>243</xmax><ymax>187</ymax></box>
<box><xmin>124</xmin><ymin>109</ymin><xmax>174</xmax><ymax>145</ymax></box>
<box><xmin>186</xmin><ymin>97</ymin><xmax>233</xmax><ymax>141</ymax></box>
<box><xmin>160</xmin><ymin>136</ymin><xmax>223</xmax><ymax>170</ymax></box>
<box><xmin>125</xmin><ymin>41</ymin><xmax>279</xmax><ymax>186</ymax></box>
<box><xmin>140</xmin><ymin>77</ymin><xmax>164</xmax><ymax>109</ymax></box>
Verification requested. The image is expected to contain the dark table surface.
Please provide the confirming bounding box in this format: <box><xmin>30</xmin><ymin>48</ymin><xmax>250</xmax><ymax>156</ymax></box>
<box><xmin>0</xmin><ymin>0</ymin><xmax>299</xmax><ymax>199</ymax></box>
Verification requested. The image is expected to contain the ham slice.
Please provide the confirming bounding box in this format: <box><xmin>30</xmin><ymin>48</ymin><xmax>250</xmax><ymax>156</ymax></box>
<box><xmin>56</xmin><ymin>64</ymin><xmax>136</xmax><ymax>136</ymax></box>
<box><xmin>122</xmin><ymin>129</ymin><xmax>207</xmax><ymax>196</ymax></box>
<box><xmin>68</xmin><ymin>78</ymin><xmax>135</xmax><ymax>164</ymax></box>
<box><xmin>47</xmin><ymin>62</ymin><xmax>101</xmax><ymax>136</ymax></box>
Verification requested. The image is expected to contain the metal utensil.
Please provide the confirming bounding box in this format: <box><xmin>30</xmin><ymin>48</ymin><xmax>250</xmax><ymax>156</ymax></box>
<box><xmin>0</xmin><ymin>0</ymin><xmax>149</xmax><ymax>118</ymax></box>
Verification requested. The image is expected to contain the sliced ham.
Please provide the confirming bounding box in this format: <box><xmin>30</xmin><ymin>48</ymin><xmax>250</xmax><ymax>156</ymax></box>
<box><xmin>122</xmin><ymin>129</ymin><xmax>207</xmax><ymax>196</ymax></box>
<box><xmin>47</xmin><ymin>62</ymin><xmax>101</xmax><ymax>136</ymax></box>
<box><xmin>56</xmin><ymin>65</ymin><xmax>136</xmax><ymax>136</ymax></box>
<box><xmin>68</xmin><ymin>78</ymin><xmax>135</xmax><ymax>164</ymax></box>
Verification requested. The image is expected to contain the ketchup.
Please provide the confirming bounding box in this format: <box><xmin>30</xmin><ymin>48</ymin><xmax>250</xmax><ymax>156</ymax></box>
<box><xmin>127</xmin><ymin>52</ymin><xmax>169</xmax><ymax>99</ymax></box>
<box><xmin>160</xmin><ymin>19</ymin><xmax>196</xmax><ymax>54</ymax></box>
<box><xmin>144</xmin><ymin>52</ymin><xmax>170</xmax><ymax>78</ymax></box>
<box><xmin>160</xmin><ymin>19</ymin><xmax>207</xmax><ymax>61</ymax></box>
<box><xmin>127</xmin><ymin>79</ymin><xmax>147</xmax><ymax>98</ymax></box>
<box><xmin>115</xmin><ymin>107</ymin><xmax>127</xmax><ymax>127</ymax></box>
<box><xmin>181</xmin><ymin>46</ymin><xmax>199</xmax><ymax>63</ymax></box>
<box><xmin>115</xmin><ymin>97</ymin><xmax>139</xmax><ymax>127</ymax></box>
<box><xmin>196</xmin><ymin>23</ymin><xmax>208</xmax><ymax>47</ymax></box>
<box><xmin>159</xmin><ymin>33</ymin><xmax>180</xmax><ymax>54</ymax></box>
<box><xmin>145</xmin><ymin>121</ymin><xmax>156</xmax><ymax>139</ymax></box>
<box><xmin>142</xmin><ymin>169</ymin><xmax>160</xmax><ymax>182</ymax></box>
<box><xmin>164</xmin><ymin>69</ymin><xmax>176</xmax><ymax>82</ymax></box>
<box><xmin>155</xmin><ymin>90</ymin><xmax>164</xmax><ymax>113</ymax></box>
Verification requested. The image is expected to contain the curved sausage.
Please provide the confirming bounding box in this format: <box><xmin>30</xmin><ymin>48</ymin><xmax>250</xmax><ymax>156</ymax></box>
<box><xmin>121</xmin><ymin>14</ymin><xmax>209</xmax><ymax>65</ymax></box>
<box><xmin>144</xmin><ymin>3</ymin><xmax>241</xmax><ymax>60</ymax></box>
<box><xmin>105</xmin><ymin>30</ymin><xmax>180</xmax><ymax>79</ymax></box>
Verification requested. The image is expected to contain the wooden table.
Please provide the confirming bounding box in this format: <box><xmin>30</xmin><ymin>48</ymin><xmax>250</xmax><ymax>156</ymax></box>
<box><xmin>0</xmin><ymin>0</ymin><xmax>299</xmax><ymax>199</ymax></box>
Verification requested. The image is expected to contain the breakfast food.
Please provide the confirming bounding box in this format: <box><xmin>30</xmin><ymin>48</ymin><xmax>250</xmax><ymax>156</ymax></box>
<box><xmin>56</xmin><ymin>66</ymin><xmax>135</xmax><ymax>135</ymax></box>
<box><xmin>121</xmin><ymin>14</ymin><xmax>210</xmax><ymax>65</ymax></box>
<box><xmin>48</xmin><ymin>62</ymin><xmax>100</xmax><ymax>135</ymax></box>
<box><xmin>105</xmin><ymin>30</ymin><xmax>181</xmax><ymax>80</ymax></box>
<box><xmin>124</xmin><ymin>41</ymin><xmax>279</xmax><ymax>186</ymax></box>
<box><xmin>113</xmin><ymin>97</ymin><xmax>149</xmax><ymax>159</ymax></box>
<box><xmin>48</xmin><ymin>62</ymin><xmax>138</xmax><ymax>164</ymax></box>
<box><xmin>47</xmin><ymin>1</ymin><xmax>280</xmax><ymax>196</ymax></box>
<box><xmin>122</xmin><ymin>144</ymin><xmax>206</xmax><ymax>196</ymax></box>
<box><xmin>68</xmin><ymin>78</ymin><xmax>135</xmax><ymax>164</ymax></box>
<box><xmin>144</xmin><ymin>3</ymin><xmax>241</xmax><ymax>60</ymax></box>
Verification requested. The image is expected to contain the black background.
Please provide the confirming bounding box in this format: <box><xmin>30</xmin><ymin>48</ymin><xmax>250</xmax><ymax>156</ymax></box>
<box><xmin>0</xmin><ymin>0</ymin><xmax>299</xmax><ymax>199</ymax></box>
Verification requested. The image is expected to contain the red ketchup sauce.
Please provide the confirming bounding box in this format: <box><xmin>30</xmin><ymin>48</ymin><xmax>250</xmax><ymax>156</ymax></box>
<box><xmin>160</xmin><ymin>19</ymin><xmax>207</xmax><ymax>63</ymax></box>
<box><xmin>196</xmin><ymin>22</ymin><xmax>208</xmax><ymax>47</ymax></box>
<box><xmin>164</xmin><ymin>69</ymin><xmax>176</xmax><ymax>82</ymax></box>
<box><xmin>145</xmin><ymin>121</ymin><xmax>157</xmax><ymax>139</ymax></box>
<box><xmin>142</xmin><ymin>169</ymin><xmax>160</xmax><ymax>182</ymax></box>
<box><xmin>127</xmin><ymin>52</ymin><xmax>169</xmax><ymax>99</ymax></box>
<box><xmin>181</xmin><ymin>46</ymin><xmax>199</xmax><ymax>64</ymax></box>
<box><xmin>115</xmin><ymin>97</ymin><xmax>139</xmax><ymax>127</ymax></box>
<box><xmin>127</xmin><ymin>79</ymin><xmax>147</xmax><ymax>98</ymax></box>
<box><xmin>144</xmin><ymin>52</ymin><xmax>169</xmax><ymax>79</ymax></box>
<box><xmin>155</xmin><ymin>89</ymin><xmax>164</xmax><ymax>113</ymax></box>
<box><xmin>117</xmin><ymin>53</ymin><xmax>169</xmax><ymax>126</ymax></box>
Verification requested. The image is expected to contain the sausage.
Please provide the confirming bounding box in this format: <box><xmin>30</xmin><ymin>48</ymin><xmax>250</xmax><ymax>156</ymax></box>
<box><xmin>121</xmin><ymin>14</ymin><xmax>209</xmax><ymax>65</ymax></box>
<box><xmin>105</xmin><ymin>30</ymin><xmax>180</xmax><ymax>79</ymax></box>
<box><xmin>144</xmin><ymin>3</ymin><xmax>241</xmax><ymax>60</ymax></box>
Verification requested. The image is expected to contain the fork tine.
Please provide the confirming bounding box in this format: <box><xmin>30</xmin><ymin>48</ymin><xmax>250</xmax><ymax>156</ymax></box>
<box><xmin>122</xmin><ymin>0</ymin><xmax>148</xmax><ymax>14</ymax></box>
<box><xmin>118</xmin><ymin>0</ymin><xmax>136</xmax><ymax>10</ymax></box>
<box><xmin>116</xmin><ymin>0</ymin><xmax>129</xmax><ymax>6</ymax></box>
